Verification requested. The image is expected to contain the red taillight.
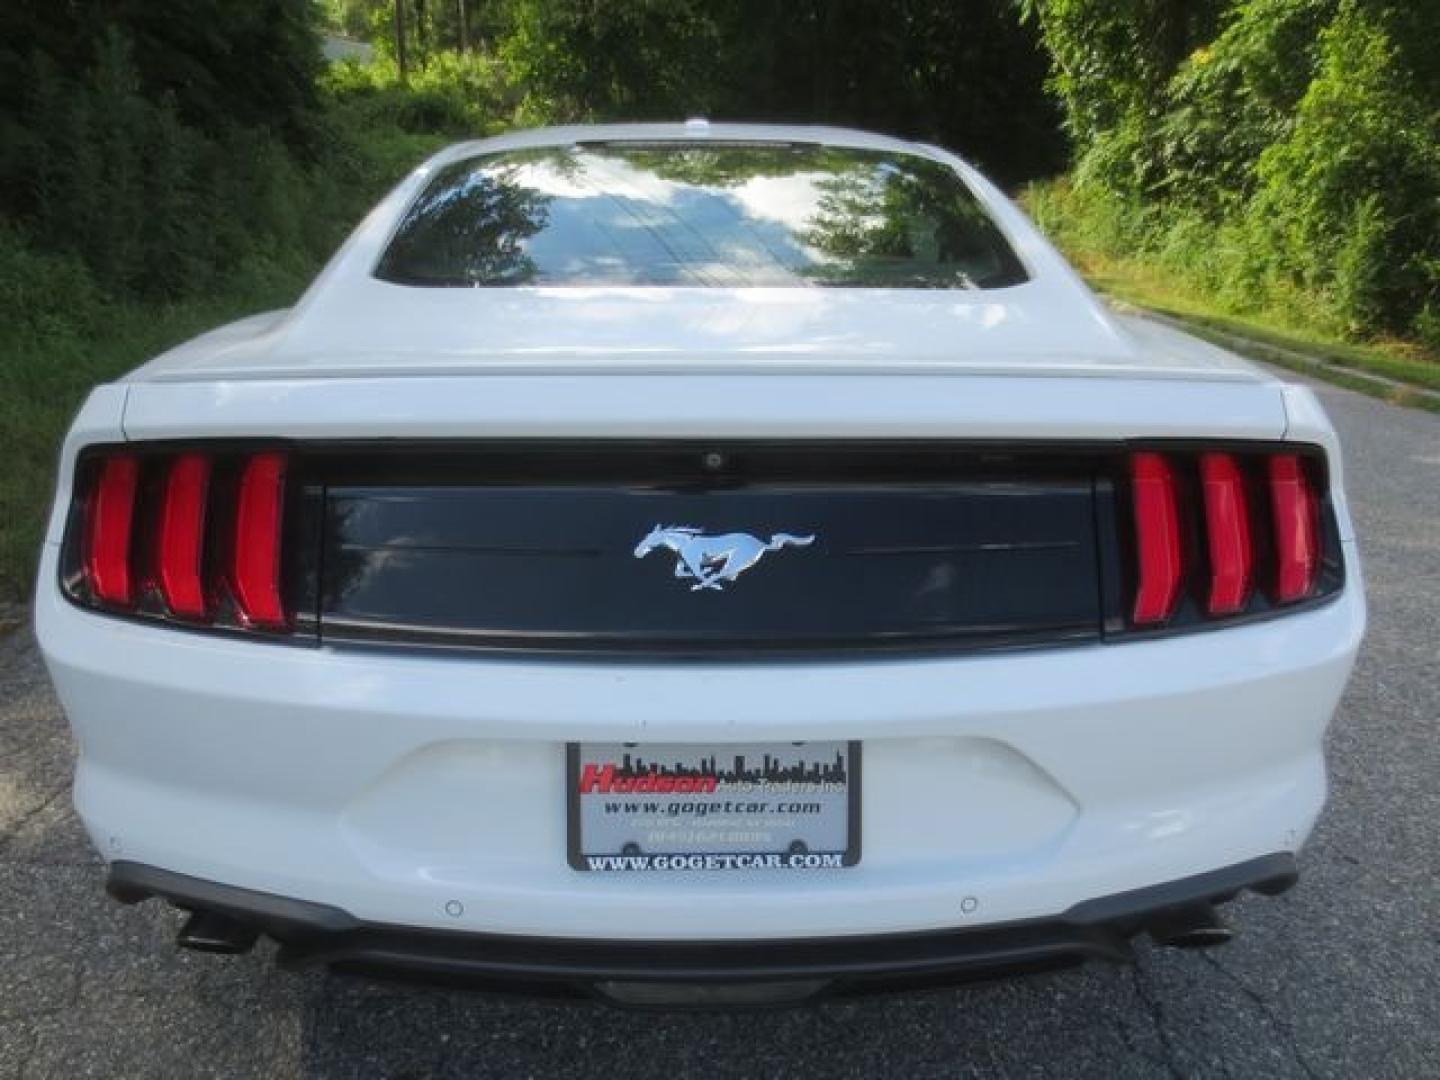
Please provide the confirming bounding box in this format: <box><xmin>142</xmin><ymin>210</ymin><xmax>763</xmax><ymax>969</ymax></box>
<box><xmin>83</xmin><ymin>455</ymin><xmax>139</xmax><ymax>606</ymax></box>
<box><xmin>230</xmin><ymin>452</ymin><xmax>289</xmax><ymax>630</ymax></box>
<box><xmin>1200</xmin><ymin>453</ymin><xmax>1252</xmax><ymax>615</ymax></box>
<box><xmin>1130</xmin><ymin>452</ymin><xmax>1183</xmax><ymax>625</ymax></box>
<box><xmin>156</xmin><ymin>454</ymin><xmax>212</xmax><ymax>619</ymax></box>
<box><xmin>1268</xmin><ymin>454</ymin><xmax>1319</xmax><ymax>603</ymax></box>
<box><xmin>69</xmin><ymin>447</ymin><xmax>294</xmax><ymax>634</ymax></box>
<box><xmin>1126</xmin><ymin>448</ymin><xmax>1329</xmax><ymax>627</ymax></box>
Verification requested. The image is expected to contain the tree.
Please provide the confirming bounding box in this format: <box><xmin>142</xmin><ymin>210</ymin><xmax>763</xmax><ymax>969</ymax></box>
<box><xmin>394</xmin><ymin>0</ymin><xmax>409</xmax><ymax>80</ymax></box>
<box><xmin>498</xmin><ymin>0</ymin><xmax>1065</xmax><ymax>185</ymax></box>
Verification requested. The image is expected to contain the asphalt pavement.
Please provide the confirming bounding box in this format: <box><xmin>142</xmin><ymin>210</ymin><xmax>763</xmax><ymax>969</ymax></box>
<box><xmin>1</xmin><ymin>373</ymin><xmax>1436</xmax><ymax>1079</ymax></box>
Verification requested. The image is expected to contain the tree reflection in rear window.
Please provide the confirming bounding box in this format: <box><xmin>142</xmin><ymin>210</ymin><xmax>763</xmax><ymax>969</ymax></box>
<box><xmin>374</xmin><ymin>142</ymin><xmax>1029</xmax><ymax>289</ymax></box>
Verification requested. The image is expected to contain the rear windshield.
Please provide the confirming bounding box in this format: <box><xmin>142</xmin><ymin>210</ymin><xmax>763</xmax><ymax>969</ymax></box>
<box><xmin>375</xmin><ymin>143</ymin><xmax>1028</xmax><ymax>289</ymax></box>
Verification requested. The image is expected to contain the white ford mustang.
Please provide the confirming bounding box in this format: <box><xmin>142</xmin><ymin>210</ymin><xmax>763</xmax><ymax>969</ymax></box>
<box><xmin>36</xmin><ymin>122</ymin><xmax>1364</xmax><ymax>1006</ymax></box>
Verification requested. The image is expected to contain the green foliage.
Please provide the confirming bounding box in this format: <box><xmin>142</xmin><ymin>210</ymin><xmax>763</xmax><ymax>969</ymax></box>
<box><xmin>330</xmin><ymin>1</ymin><xmax>1070</xmax><ymax>183</ymax></box>
<box><xmin>323</xmin><ymin>51</ymin><xmax>515</xmax><ymax>136</ymax></box>
<box><xmin>1415</xmin><ymin>305</ymin><xmax>1440</xmax><ymax>353</ymax></box>
<box><xmin>1018</xmin><ymin>0</ymin><xmax>1225</xmax><ymax>189</ymax></box>
<box><xmin>1153</xmin><ymin>0</ymin><xmax>1334</xmax><ymax>210</ymax></box>
<box><xmin>323</xmin><ymin>0</ymin><xmax>381</xmax><ymax>42</ymax></box>
<box><xmin>1023</xmin><ymin>178</ymin><xmax>1440</xmax><ymax>403</ymax></box>
<box><xmin>330</xmin><ymin>0</ymin><xmax>510</xmax><ymax>69</ymax></box>
<box><xmin>0</xmin><ymin>1</ymin><xmax>322</xmax><ymax>155</ymax></box>
<box><xmin>500</xmin><ymin>0</ymin><xmax>724</xmax><ymax>123</ymax></box>
<box><xmin>496</xmin><ymin>0</ymin><xmax>1067</xmax><ymax>186</ymax></box>
<box><xmin>1026</xmin><ymin>0</ymin><xmax>1440</xmax><ymax>349</ymax></box>
<box><xmin>0</xmin><ymin>0</ymin><xmax>337</xmax><ymax>302</ymax></box>
<box><xmin>1249</xmin><ymin>4</ymin><xmax>1440</xmax><ymax>335</ymax></box>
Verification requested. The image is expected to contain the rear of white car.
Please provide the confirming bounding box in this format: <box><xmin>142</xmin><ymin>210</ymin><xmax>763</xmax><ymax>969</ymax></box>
<box><xmin>35</xmin><ymin>124</ymin><xmax>1363</xmax><ymax>1006</ymax></box>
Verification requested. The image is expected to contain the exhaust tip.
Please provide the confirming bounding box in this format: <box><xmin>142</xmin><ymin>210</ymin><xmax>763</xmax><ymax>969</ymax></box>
<box><xmin>177</xmin><ymin>909</ymin><xmax>260</xmax><ymax>954</ymax></box>
<box><xmin>1147</xmin><ymin>904</ymin><xmax>1233</xmax><ymax>950</ymax></box>
<box><xmin>1162</xmin><ymin>925</ymin><xmax>1234</xmax><ymax>950</ymax></box>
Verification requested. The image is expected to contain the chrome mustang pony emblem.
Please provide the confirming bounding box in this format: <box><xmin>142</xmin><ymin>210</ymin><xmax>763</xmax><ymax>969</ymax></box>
<box><xmin>633</xmin><ymin>526</ymin><xmax>815</xmax><ymax>591</ymax></box>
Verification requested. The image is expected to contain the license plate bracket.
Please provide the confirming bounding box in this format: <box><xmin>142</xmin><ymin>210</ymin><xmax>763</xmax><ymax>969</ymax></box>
<box><xmin>567</xmin><ymin>741</ymin><xmax>861</xmax><ymax>872</ymax></box>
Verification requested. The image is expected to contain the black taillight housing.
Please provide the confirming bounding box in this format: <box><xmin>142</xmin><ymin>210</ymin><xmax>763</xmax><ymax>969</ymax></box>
<box><xmin>1115</xmin><ymin>445</ymin><xmax>1343</xmax><ymax>634</ymax></box>
<box><xmin>62</xmin><ymin>445</ymin><xmax>313</xmax><ymax>639</ymax></box>
<box><xmin>59</xmin><ymin>438</ymin><xmax>1344</xmax><ymax>649</ymax></box>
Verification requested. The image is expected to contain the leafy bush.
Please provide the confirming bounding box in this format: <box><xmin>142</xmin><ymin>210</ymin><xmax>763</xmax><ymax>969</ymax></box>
<box><xmin>1026</xmin><ymin>0</ymin><xmax>1440</xmax><ymax>349</ymax></box>
<box><xmin>9</xmin><ymin>32</ymin><xmax>315</xmax><ymax>301</ymax></box>
<box><xmin>322</xmin><ymin>51</ymin><xmax>515</xmax><ymax>136</ymax></box>
<box><xmin>1249</xmin><ymin>4</ymin><xmax>1440</xmax><ymax>336</ymax></box>
<box><xmin>1415</xmin><ymin>305</ymin><xmax>1440</xmax><ymax>353</ymax></box>
<box><xmin>1153</xmin><ymin>0</ymin><xmax>1334</xmax><ymax>213</ymax></box>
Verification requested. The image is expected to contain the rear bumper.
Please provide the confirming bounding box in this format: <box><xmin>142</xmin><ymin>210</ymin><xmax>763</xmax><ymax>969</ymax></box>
<box><xmin>38</xmin><ymin>537</ymin><xmax>1363</xmax><ymax>941</ymax></box>
<box><xmin>108</xmin><ymin>854</ymin><xmax>1298</xmax><ymax>1004</ymax></box>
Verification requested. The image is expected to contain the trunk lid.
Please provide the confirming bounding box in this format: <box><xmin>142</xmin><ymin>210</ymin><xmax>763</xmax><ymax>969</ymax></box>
<box><xmin>125</xmin><ymin>284</ymin><xmax>1271</xmax><ymax>384</ymax></box>
<box><xmin>309</xmin><ymin>441</ymin><xmax>1104</xmax><ymax>654</ymax></box>
<box><xmin>121</xmin><ymin>369</ymin><xmax>1288</xmax><ymax>443</ymax></box>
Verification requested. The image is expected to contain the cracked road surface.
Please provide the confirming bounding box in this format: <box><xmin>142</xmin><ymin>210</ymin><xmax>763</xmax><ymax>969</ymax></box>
<box><xmin>2</xmin><ymin>375</ymin><xmax>1437</xmax><ymax>1078</ymax></box>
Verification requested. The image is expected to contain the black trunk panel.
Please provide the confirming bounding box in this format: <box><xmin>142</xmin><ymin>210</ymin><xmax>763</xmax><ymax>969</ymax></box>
<box><xmin>311</xmin><ymin>443</ymin><xmax>1105</xmax><ymax>654</ymax></box>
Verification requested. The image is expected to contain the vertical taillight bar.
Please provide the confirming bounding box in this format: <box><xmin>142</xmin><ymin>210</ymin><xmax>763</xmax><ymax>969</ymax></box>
<box><xmin>230</xmin><ymin>452</ymin><xmax>289</xmax><ymax>630</ymax></box>
<box><xmin>1200</xmin><ymin>453</ymin><xmax>1252</xmax><ymax>615</ymax></box>
<box><xmin>71</xmin><ymin>447</ymin><xmax>296</xmax><ymax>635</ymax></box>
<box><xmin>1130</xmin><ymin>452</ymin><xmax>1183</xmax><ymax>625</ymax></box>
<box><xmin>83</xmin><ymin>455</ymin><xmax>139</xmax><ymax>606</ymax></box>
<box><xmin>1268</xmin><ymin>454</ymin><xmax>1319</xmax><ymax>603</ymax></box>
<box><xmin>156</xmin><ymin>454</ymin><xmax>212</xmax><ymax>619</ymax></box>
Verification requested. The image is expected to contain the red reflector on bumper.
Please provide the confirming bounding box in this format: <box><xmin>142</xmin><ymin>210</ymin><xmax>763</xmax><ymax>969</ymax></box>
<box><xmin>84</xmin><ymin>456</ymin><xmax>139</xmax><ymax>606</ymax></box>
<box><xmin>1130</xmin><ymin>452</ymin><xmax>1183</xmax><ymax>625</ymax></box>
<box><xmin>231</xmin><ymin>453</ymin><xmax>288</xmax><ymax>629</ymax></box>
<box><xmin>1200</xmin><ymin>453</ymin><xmax>1252</xmax><ymax>615</ymax></box>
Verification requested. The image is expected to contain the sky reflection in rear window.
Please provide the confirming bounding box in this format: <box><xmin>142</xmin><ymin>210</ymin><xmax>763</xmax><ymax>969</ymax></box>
<box><xmin>375</xmin><ymin>143</ymin><xmax>1029</xmax><ymax>289</ymax></box>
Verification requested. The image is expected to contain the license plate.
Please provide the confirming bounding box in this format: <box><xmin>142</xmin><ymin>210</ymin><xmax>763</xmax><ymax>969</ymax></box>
<box><xmin>567</xmin><ymin>741</ymin><xmax>860</xmax><ymax>872</ymax></box>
